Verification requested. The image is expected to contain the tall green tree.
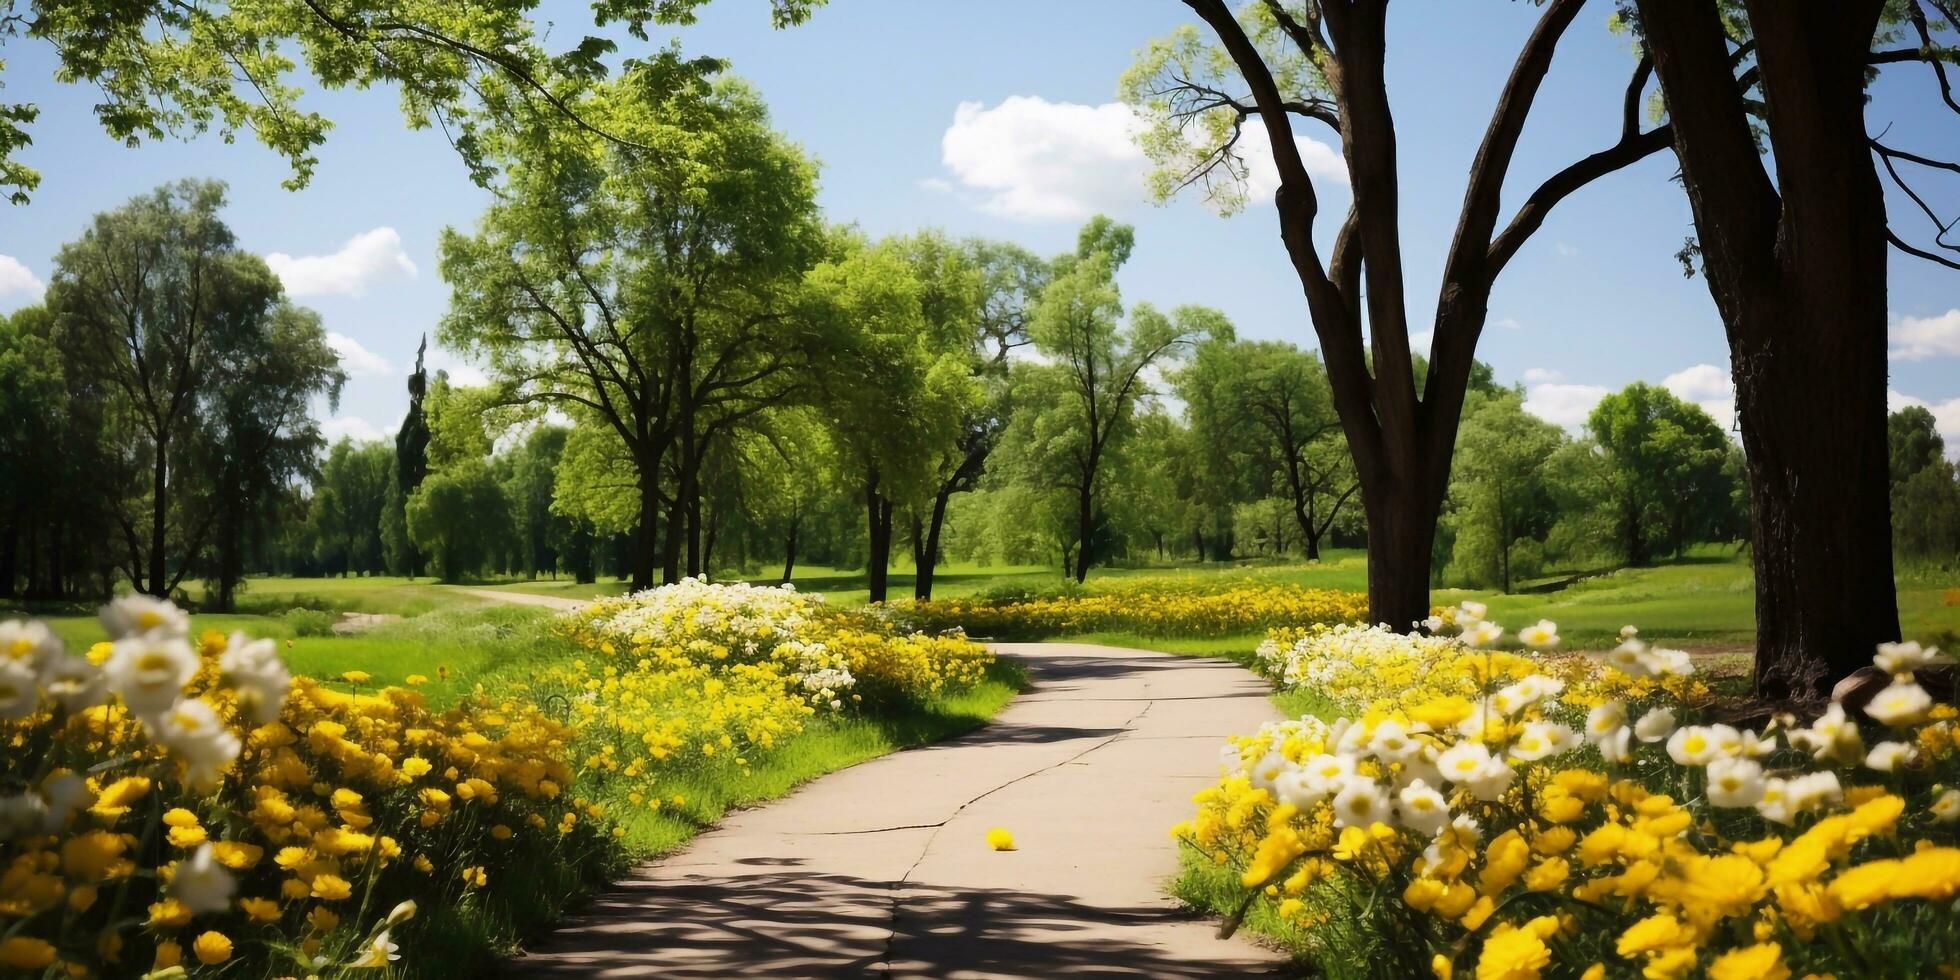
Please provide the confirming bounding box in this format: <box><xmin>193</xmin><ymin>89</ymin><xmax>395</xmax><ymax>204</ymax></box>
<box><xmin>1124</xmin><ymin>0</ymin><xmax>1674</xmax><ymax>629</ymax></box>
<box><xmin>1445</xmin><ymin>392</ymin><xmax>1564</xmax><ymax>592</ymax></box>
<box><xmin>47</xmin><ymin>180</ymin><xmax>340</xmax><ymax>599</ymax></box>
<box><xmin>1585</xmin><ymin>383</ymin><xmax>1734</xmax><ymax>565</ymax></box>
<box><xmin>1006</xmin><ymin>219</ymin><xmax>1211</xmax><ymax>583</ymax></box>
<box><xmin>0</xmin><ymin>305</ymin><xmax>120</xmax><ymax>600</ymax></box>
<box><xmin>311</xmin><ymin>440</ymin><xmax>396</xmax><ymax>578</ymax></box>
<box><xmin>406</xmin><ymin>460</ymin><xmax>513</xmax><ymax>582</ymax></box>
<box><xmin>1888</xmin><ymin>407</ymin><xmax>1960</xmax><ymax>564</ymax></box>
<box><xmin>440</xmin><ymin>68</ymin><xmax>822</xmax><ymax>589</ymax></box>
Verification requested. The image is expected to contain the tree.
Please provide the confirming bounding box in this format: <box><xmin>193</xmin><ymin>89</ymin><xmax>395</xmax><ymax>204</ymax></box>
<box><xmin>2</xmin><ymin>0</ymin><xmax>821</xmax><ymax>203</ymax></box>
<box><xmin>1181</xmin><ymin>338</ymin><xmax>1358</xmax><ymax>560</ymax></box>
<box><xmin>908</xmin><ymin>236</ymin><xmax>1047</xmax><ymax>600</ymax></box>
<box><xmin>505</xmin><ymin>425</ymin><xmax>572</xmax><ymax>580</ymax></box>
<box><xmin>1125</xmin><ymin>0</ymin><xmax>1676</xmax><ymax>629</ymax></box>
<box><xmin>1446</xmin><ymin>393</ymin><xmax>1564</xmax><ymax>592</ymax></box>
<box><xmin>441</xmin><ymin>68</ymin><xmax>822</xmax><ymax>590</ymax></box>
<box><xmin>312</xmin><ymin>440</ymin><xmax>395</xmax><ymax>578</ymax></box>
<box><xmin>1585</xmin><ymin>383</ymin><xmax>1733</xmax><ymax>565</ymax></box>
<box><xmin>1628</xmin><ymin>0</ymin><xmax>1960</xmax><ymax>697</ymax></box>
<box><xmin>195</xmin><ymin>304</ymin><xmax>344</xmax><ymax>609</ymax></box>
<box><xmin>405</xmin><ymin>461</ymin><xmax>512</xmax><ymax>582</ymax></box>
<box><xmin>804</xmin><ymin>234</ymin><xmax>976</xmax><ymax>603</ymax></box>
<box><xmin>47</xmin><ymin>179</ymin><xmax>340</xmax><ymax>599</ymax></box>
<box><xmin>1012</xmin><ymin>219</ymin><xmax>1211</xmax><ymax>582</ymax></box>
<box><xmin>1889</xmin><ymin>407</ymin><xmax>1960</xmax><ymax>564</ymax></box>
<box><xmin>387</xmin><ymin>338</ymin><xmax>435</xmax><ymax>577</ymax></box>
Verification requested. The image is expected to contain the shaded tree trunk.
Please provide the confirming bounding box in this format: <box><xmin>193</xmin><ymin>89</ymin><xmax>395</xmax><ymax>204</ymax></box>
<box><xmin>1638</xmin><ymin>0</ymin><xmax>1899</xmax><ymax>699</ymax></box>
<box><xmin>1074</xmin><ymin>480</ymin><xmax>1095</xmax><ymax>584</ymax></box>
<box><xmin>661</xmin><ymin>493</ymin><xmax>685</xmax><ymax>585</ymax></box>
<box><xmin>781</xmin><ymin>516</ymin><xmax>799</xmax><ymax>585</ymax></box>
<box><xmin>0</xmin><ymin>519</ymin><xmax>15</xmax><ymax>600</ymax></box>
<box><xmin>631</xmin><ymin>478</ymin><xmax>660</xmax><ymax>590</ymax></box>
<box><xmin>1361</xmin><ymin>476</ymin><xmax>1445</xmax><ymax>632</ymax></box>
<box><xmin>915</xmin><ymin>489</ymin><xmax>952</xmax><ymax>600</ymax></box>
<box><xmin>864</xmin><ymin>469</ymin><xmax>894</xmax><ymax>604</ymax></box>
<box><xmin>145</xmin><ymin>439</ymin><xmax>170</xmax><ymax>596</ymax></box>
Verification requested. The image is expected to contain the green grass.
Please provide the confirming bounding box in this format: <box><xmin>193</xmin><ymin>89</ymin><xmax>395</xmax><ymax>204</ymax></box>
<box><xmin>602</xmin><ymin>658</ymin><xmax>1029</xmax><ymax>854</ymax></box>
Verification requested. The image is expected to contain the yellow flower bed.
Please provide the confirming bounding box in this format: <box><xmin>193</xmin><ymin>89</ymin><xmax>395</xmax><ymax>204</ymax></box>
<box><xmin>1182</xmin><ymin>607</ymin><xmax>1960</xmax><ymax>979</ymax></box>
<box><xmin>896</xmin><ymin>578</ymin><xmax>1369</xmax><ymax>638</ymax></box>
<box><xmin>0</xmin><ymin>597</ymin><xmax>614</xmax><ymax>978</ymax></box>
<box><xmin>533</xmin><ymin>578</ymin><xmax>994</xmax><ymax>806</ymax></box>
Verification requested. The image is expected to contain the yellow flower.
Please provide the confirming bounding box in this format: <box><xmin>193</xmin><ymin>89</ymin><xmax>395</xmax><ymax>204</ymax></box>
<box><xmin>240</xmin><ymin>896</ymin><xmax>281</xmax><ymax>923</ymax></box>
<box><xmin>462</xmin><ymin>865</ymin><xmax>488</xmax><ymax>888</ymax></box>
<box><xmin>153</xmin><ymin>940</ymin><xmax>183</xmax><ymax>970</ymax></box>
<box><xmin>1475</xmin><ymin>918</ymin><xmax>1554</xmax><ymax>980</ymax></box>
<box><xmin>0</xmin><ymin>937</ymin><xmax>57</xmax><ymax>970</ymax></box>
<box><xmin>1708</xmin><ymin>943</ymin><xmax>1788</xmax><ymax>980</ymax></box>
<box><xmin>311</xmin><ymin>874</ymin><xmax>354</xmax><ymax>901</ymax></box>
<box><xmin>147</xmin><ymin>897</ymin><xmax>193</xmax><ymax>928</ymax></box>
<box><xmin>193</xmin><ymin>931</ymin><xmax>233</xmax><ymax>965</ymax></box>
<box><xmin>405</xmin><ymin>674</ymin><xmax>429</xmax><ymax>685</ymax></box>
<box><xmin>401</xmin><ymin>757</ymin><xmax>433</xmax><ymax>778</ymax></box>
<box><xmin>1616</xmin><ymin>912</ymin><xmax>1691</xmax><ymax>957</ymax></box>
<box><xmin>308</xmin><ymin>905</ymin><xmax>341</xmax><ymax>932</ymax></box>
<box><xmin>491</xmin><ymin>824</ymin><xmax>514</xmax><ymax>840</ymax></box>
<box><xmin>986</xmin><ymin>827</ymin><xmax>1016</xmax><ymax>851</ymax></box>
<box><xmin>89</xmin><ymin>776</ymin><xmax>151</xmax><ymax>817</ymax></box>
<box><xmin>341</xmin><ymin>670</ymin><xmax>371</xmax><ymax>684</ymax></box>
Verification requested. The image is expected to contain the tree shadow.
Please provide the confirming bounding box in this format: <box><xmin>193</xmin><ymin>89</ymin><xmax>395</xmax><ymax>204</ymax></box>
<box><xmin>504</xmin><ymin>870</ymin><xmax>1298</xmax><ymax>979</ymax></box>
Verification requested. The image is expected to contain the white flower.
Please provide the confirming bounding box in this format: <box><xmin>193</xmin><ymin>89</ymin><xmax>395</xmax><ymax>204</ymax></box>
<box><xmin>1420</xmin><ymin>614</ymin><xmax>1446</xmax><ymax>633</ymax></box>
<box><xmin>1463</xmin><ymin>620</ymin><xmax>1504</xmax><ymax>649</ymax></box>
<box><xmin>1273</xmin><ymin>768</ymin><xmax>1329</xmax><ymax>810</ymax></box>
<box><xmin>169</xmin><ymin>843</ymin><xmax>236</xmax><ymax>914</ymax></box>
<box><xmin>1618</xmin><ymin>625</ymin><xmax>1639</xmax><ymax>640</ymax></box>
<box><xmin>1300</xmin><ymin>753</ymin><xmax>1355</xmax><ymax>787</ymax></box>
<box><xmin>1510</xmin><ymin>721</ymin><xmax>1578</xmax><ymax>762</ymax></box>
<box><xmin>351</xmin><ymin>930</ymin><xmax>402</xmax><ymax>968</ymax></box>
<box><xmin>1647</xmin><ymin>647</ymin><xmax>1695</xmax><ymax>677</ymax></box>
<box><xmin>1665</xmin><ymin>726</ymin><xmax>1723</xmax><ymax>766</ymax></box>
<box><xmin>219</xmin><ymin>632</ymin><xmax>290</xmax><ymax>723</ymax></box>
<box><xmin>1598</xmin><ymin>726</ymin><xmax>1632</xmax><ymax>764</ymax></box>
<box><xmin>0</xmin><ymin>659</ymin><xmax>38</xmax><ymax>721</ymax></box>
<box><xmin>1330</xmin><ymin>777</ymin><xmax>1391</xmax><ymax>828</ymax></box>
<box><xmin>39</xmin><ymin>658</ymin><xmax>106</xmax><ymax>712</ymax></box>
<box><xmin>1734</xmin><ymin>729</ymin><xmax>1778</xmax><ymax>758</ymax></box>
<box><xmin>99</xmin><ymin>594</ymin><xmax>189</xmax><ymax>641</ymax></box>
<box><xmin>1436</xmin><ymin>742</ymin><xmax>1495</xmax><ymax>784</ymax></box>
<box><xmin>1874</xmin><ymin>641</ymin><xmax>1947</xmax><ymax>676</ymax></box>
<box><xmin>1516</xmin><ymin>620</ymin><xmax>1559</xmax><ymax>649</ymax></box>
<box><xmin>0</xmin><ymin>793</ymin><xmax>48</xmax><ymax>841</ymax></box>
<box><xmin>1367</xmin><ymin>720</ymin><xmax>1419</xmax><ymax>763</ymax></box>
<box><xmin>151</xmin><ymin>699</ymin><xmax>242</xmax><ymax>790</ymax></box>
<box><xmin>1705</xmin><ymin>757</ymin><xmax>1766</xmax><ymax>808</ymax></box>
<box><xmin>1605</xmin><ymin>639</ymin><xmax>1650</xmax><ymax>676</ymax></box>
<box><xmin>1248</xmin><ymin>751</ymin><xmax>1290</xmax><ymax>792</ymax></box>
<box><xmin>39</xmin><ymin>772</ymin><xmax>90</xmax><ymax>830</ymax></box>
<box><xmin>104</xmin><ymin>634</ymin><xmax>198</xmax><ymax>718</ymax></box>
<box><xmin>1790</xmin><ymin>771</ymin><xmax>1843</xmax><ymax>813</ymax></box>
<box><xmin>1585</xmin><ymin>701</ymin><xmax>1627</xmax><ymax>743</ymax></box>
<box><xmin>1864</xmin><ymin>741</ymin><xmax>1914</xmax><ymax>772</ymax></box>
<box><xmin>1396</xmin><ymin>779</ymin><xmax>1451</xmax><ymax>836</ymax></box>
<box><xmin>383</xmin><ymin>899</ymin><xmax>418</xmax><ymax>927</ymax></box>
<box><xmin>1865</xmin><ymin>681</ymin><xmax>1932</xmax><ymax>727</ymax></box>
<box><xmin>1457</xmin><ymin>601</ymin><xmax>1489</xmax><ymax>624</ymax></box>
<box><xmin>1932</xmin><ymin>789</ymin><xmax>1960</xmax><ymax>823</ymax></box>
<box><xmin>1217</xmin><ymin>743</ymin><xmax>1247</xmax><ymax>772</ymax></box>
<box><xmin>1633</xmin><ymin>707</ymin><xmax>1676</xmax><ymax>743</ymax></box>
<box><xmin>1756</xmin><ymin>777</ymin><xmax>1794</xmax><ymax>824</ymax></box>
<box><xmin>0</xmin><ymin>619</ymin><xmax>62</xmax><ymax>672</ymax></box>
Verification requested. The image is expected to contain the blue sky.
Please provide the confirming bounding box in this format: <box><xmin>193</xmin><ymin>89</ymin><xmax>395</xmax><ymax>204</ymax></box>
<box><xmin>2</xmin><ymin>0</ymin><xmax>1956</xmax><ymax>449</ymax></box>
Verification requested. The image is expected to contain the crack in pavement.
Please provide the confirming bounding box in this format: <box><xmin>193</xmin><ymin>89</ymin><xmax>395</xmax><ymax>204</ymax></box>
<box><xmin>872</xmin><ymin>660</ymin><xmax>1160</xmax><ymax>978</ymax></box>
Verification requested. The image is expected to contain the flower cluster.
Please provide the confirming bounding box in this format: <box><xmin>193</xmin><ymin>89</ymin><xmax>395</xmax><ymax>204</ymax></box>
<box><xmin>1179</xmin><ymin>606</ymin><xmax>1960</xmax><ymax>979</ymax></box>
<box><xmin>0</xmin><ymin>598</ymin><xmax>615</xmax><ymax>977</ymax></box>
<box><xmin>535</xmin><ymin>579</ymin><xmax>995</xmax><ymax>809</ymax></box>
<box><xmin>893</xmin><ymin>578</ymin><xmax>1369</xmax><ymax>638</ymax></box>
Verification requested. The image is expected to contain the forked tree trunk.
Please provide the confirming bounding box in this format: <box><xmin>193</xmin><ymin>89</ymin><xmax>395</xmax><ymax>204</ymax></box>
<box><xmin>781</xmin><ymin>516</ymin><xmax>799</xmax><ymax>585</ymax></box>
<box><xmin>1360</xmin><ymin>477</ymin><xmax>1442</xmax><ymax>631</ymax></box>
<box><xmin>1638</xmin><ymin>0</ymin><xmax>1899</xmax><ymax>699</ymax></box>
<box><xmin>915</xmin><ymin>489</ymin><xmax>951</xmax><ymax>600</ymax></box>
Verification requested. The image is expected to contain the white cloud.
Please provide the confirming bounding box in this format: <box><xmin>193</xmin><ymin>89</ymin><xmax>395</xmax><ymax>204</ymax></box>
<box><xmin>1491</xmin><ymin>317</ymin><xmax>1523</xmax><ymax>332</ymax></box>
<box><xmin>1662</xmin><ymin>362</ymin><xmax>1736</xmax><ymax>432</ymax></box>
<box><xmin>1408</xmin><ymin>328</ymin><xmax>1434</xmax><ymax>353</ymax></box>
<box><xmin>936</xmin><ymin>96</ymin><xmax>1341</xmax><ymax>222</ymax></box>
<box><xmin>1890</xmin><ymin>309</ymin><xmax>1960</xmax><ymax>361</ymax></box>
<box><xmin>320</xmin><ymin>416</ymin><xmax>386</xmax><ymax>444</ymax></box>
<box><xmin>266</xmin><ymin>227</ymin><xmax>418</xmax><ymax>298</ymax></box>
<box><xmin>1890</xmin><ymin>389</ymin><xmax>1960</xmax><ymax>458</ymax></box>
<box><xmin>1522</xmin><ymin>367</ymin><xmax>1564</xmax><ymax>384</ymax></box>
<box><xmin>0</xmin><ymin>255</ymin><xmax>44</xmax><ymax>301</ymax></box>
<box><xmin>426</xmin><ymin>347</ymin><xmax>489</xmax><ymax>387</ymax></box>
<box><xmin>325</xmin><ymin>332</ymin><xmax>392</xmax><ymax>377</ymax></box>
<box><xmin>917</xmin><ymin>177</ymin><xmax>954</xmax><ymax>194</ymax></box>
<box><xmin>1524</xmin><ymin>383</ymin><xmax>1610</xmax><ymax>428</ymax></box>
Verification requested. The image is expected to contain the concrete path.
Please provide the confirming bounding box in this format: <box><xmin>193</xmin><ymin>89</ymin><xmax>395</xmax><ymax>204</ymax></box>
<box><xmin>507</xmin><ymin>643</ymin><xmax>1289</xmax><ymax>979</ymax></box>
<box><xmin>449</xmin><ymin>587</ymin><xmax>587</xmax><ymax>612</ymax></box>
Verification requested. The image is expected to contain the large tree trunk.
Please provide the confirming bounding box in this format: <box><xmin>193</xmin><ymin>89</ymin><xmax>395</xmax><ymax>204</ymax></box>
<box><xmin>146</xmin><ymin>438</ymin><xmax>169</xmax><ymax>596</ymax></box>
<box><xmin>0</xmin><ymin>518</ymin><xmax>16</xmax><ymax>600</ymax></box>
<box><xmin>1638</xmin><ymin>0</ymin><xmax>1897</xmax><ymax>699</ymax></box>
<box><xmin>1361</xmin><ymin>476</ymin><xmax>1442</xmax><ymax>632</ymax></box>
<box><xmin>631</xmin><ymin>478</ymin><xmax>660</xmax><ymax>591</ymax></box>
<box><xmin>781</xmin><ymin>516</ymin><xmax>799</xmax><ymax>585</ymax></box>
<box><xmin>1073</xmin><ymin>480</ymin><xmax>1095</xmax><ymax>584</ymax></box>
<box><xmin>661</xmin><ymin>493</ymin><xmax>684</xmax><ymax>585</ymax></box>
<box><xmin>864</xmin><ymin>469</ymin><xmax>893</xmax><ymax>604</ymax></box>
<box><xmin>916</xmin><ymin>489</ymin><xmax>951</xmax><ymax>600</ymax></box>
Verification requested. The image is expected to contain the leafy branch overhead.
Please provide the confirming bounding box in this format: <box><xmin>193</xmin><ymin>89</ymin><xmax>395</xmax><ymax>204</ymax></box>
<box><xmin>0</xmin><ymin>0</ymin><xmax>827</xmax><ymax>203</ymax></box>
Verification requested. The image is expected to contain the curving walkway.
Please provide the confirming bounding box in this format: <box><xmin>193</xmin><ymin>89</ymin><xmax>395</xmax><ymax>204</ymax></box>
<box><xmin>505</xmin><ymin>643</ymin><xmax>1290</xmax><ymax>979</ymax></box>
